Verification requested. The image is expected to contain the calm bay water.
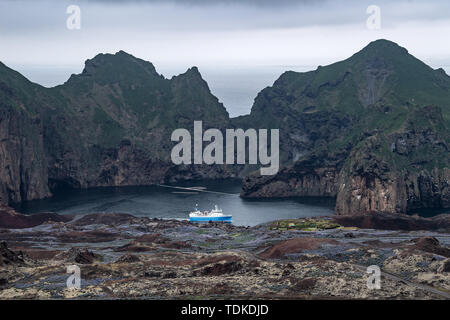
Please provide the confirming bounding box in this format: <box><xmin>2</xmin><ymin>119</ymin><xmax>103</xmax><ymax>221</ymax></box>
<box><xmin>17</xmin><ymin>180</ymin><xmax>335</xmax><ymax>227</ymax></box>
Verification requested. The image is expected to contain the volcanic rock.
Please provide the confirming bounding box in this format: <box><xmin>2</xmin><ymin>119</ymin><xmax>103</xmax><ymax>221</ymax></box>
<box><xmin>0</xmin><ymin>241</ymin><xmax>24</xmax><ymax>266</ymax></box>
<box><xmin>57</xmin><ymin>247</ymin><xmax>101</xmax><ymax>264</ymax></box>
<box><xmin>259</xmin><ymin>238</ymin><xmax>338</xmax><ymax>259</ymax></box>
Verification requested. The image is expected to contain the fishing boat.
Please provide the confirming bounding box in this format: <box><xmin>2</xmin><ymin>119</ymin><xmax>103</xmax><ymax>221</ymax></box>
<box><xmin>189</xmin><ymin>204</ymin><xmax>232</xmax><ymax>223</ymax></box>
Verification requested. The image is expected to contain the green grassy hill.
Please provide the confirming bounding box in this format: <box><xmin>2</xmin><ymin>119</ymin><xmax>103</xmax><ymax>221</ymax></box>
<box><xmin>241</xmin><ymin>40</ymin><xmax>450</xmax><ymax>215</ymax></box>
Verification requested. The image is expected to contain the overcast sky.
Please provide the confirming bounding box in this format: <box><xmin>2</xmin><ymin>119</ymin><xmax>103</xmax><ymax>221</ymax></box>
<box><xmin>1</xmin><ymin>0</ymin><xmax>450</xmax><ymax>115</ymax></box>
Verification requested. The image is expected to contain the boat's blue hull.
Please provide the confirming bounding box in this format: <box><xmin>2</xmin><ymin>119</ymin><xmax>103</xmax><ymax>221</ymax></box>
<box><xmin>189</xmin><ymin>216</ymin><xmax>232</xmax><ymax>223</ymax></box>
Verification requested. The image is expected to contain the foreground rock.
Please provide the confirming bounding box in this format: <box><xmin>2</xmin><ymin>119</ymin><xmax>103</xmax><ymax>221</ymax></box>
<box><xmin>0</xmin><ymin>241</ymin><xmax>24</xmax><ymax>266</ymax></box>
<box><xmin>0</xmin><ymin>213</ymin><xmax>448</xmax><ymax>299</ymax></box>
<box><xmin>56</xmin><ymin>248</ymin><xmax>102</xmax><ymax>265</ymax></box>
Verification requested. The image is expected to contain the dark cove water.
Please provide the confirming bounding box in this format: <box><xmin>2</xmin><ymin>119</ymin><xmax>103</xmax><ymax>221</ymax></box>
<box><xmin>17</xmin><ymin>180</ymin><xmax>335</xmax><ymax>227</ymax></box>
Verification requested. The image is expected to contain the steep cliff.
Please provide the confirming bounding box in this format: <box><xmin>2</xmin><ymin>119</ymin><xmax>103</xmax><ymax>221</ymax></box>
<box><xmin>0</xmin><ymin>63</ymin><xmax>51</xmax><ymax>203</ymax></box>
<box><xmin>240</xmin><ymin>40</ymin><xmax>450</xmax><ymax>215</ymax></box>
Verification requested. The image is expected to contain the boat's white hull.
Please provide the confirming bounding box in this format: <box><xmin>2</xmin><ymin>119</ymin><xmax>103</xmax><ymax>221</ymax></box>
<box><xmin>189</xmin><ymin>215</ymin><xmax>232</xmax><ymax>222</ymax></box>
<box><xmin>189</xmin><ymin>205</ymin><xmax>231</xmax><ymax>222</ymax></box>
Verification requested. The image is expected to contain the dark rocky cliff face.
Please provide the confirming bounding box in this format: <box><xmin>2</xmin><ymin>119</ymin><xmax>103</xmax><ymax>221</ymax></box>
<box><xmin>334</xmin><ymin>106</ymin><xmax>450</xmax><ymax>214</ymax></box>
<box><xmin>0</xmin><ymin>106</ymin><xmax>50</xmax><ymax>203</ymax></box>
<box><xmin>240</xmin><ymin>40</ymin><xmax>450</xmax><ymax>215</ymax></box>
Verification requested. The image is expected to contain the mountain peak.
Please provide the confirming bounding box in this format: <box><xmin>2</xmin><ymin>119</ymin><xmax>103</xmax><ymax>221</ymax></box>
<box><xmin>355</xmin><ymin>39</ymin><xmax>409</xmax><ymax>58</ymax></box>
<box><xmin>84</xmin><ymin>51</ymin><xmax>158</xmax><ymax>75</ymax></box>
<box><xmin>184</xmin><ymin>66</ymin><xmax>201</xmax><ymax>76</ymax></box>
<box><xmin>66</xmin><ymin>51</ymin><xmax>161</xmax><ymax>86</ymax></box>
<box><xmin>89</xmin><ymin>50</ymin><xmax>138</xmax><ymax>62</ymax></box>
<box><xmin>171</xmin><ymin>66</ymin><xmax>203</xmax><ymax>82</ymax></box>
<box><xmin>115</xmin><ymin>50</ymin><xmax>133</xmax><ymax>57</ymax></box>
<box><xmin>366</xmin><ymin>39</ymin><xmax>404</xmax><ymax>48</ymax></box>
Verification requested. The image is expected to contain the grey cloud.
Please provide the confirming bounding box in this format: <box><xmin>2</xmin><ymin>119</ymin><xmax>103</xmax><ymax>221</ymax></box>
<box><xmin>86</xmin><ymin>0</ymin><xmax>321</xmax><ymax>7</ymax></box>
<box><xmin>1</xmin><ymin>0</ymin><xmax>450</xmax><ymax>73</ymax></box>
<box><xmin>4</xmin><ymin>0</ymin><xmax>449</xmax><ymax>36</ymax></box>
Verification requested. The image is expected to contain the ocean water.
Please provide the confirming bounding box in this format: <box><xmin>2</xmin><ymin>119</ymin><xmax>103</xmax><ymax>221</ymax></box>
<box><xmin>17</xmin><ymin>180</ymin><xmax>335</xmax><ymax>227</ymax></box>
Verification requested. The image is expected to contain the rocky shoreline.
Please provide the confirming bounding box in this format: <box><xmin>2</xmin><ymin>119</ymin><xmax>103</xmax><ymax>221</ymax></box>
<box><xmin>0</xmin><ymin>206</ymin><xmax>449</xmax><ymax>299</ymax></box>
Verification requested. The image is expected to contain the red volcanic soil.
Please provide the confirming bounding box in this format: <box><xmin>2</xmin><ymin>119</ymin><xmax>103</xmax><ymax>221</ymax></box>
<box><xmin>0</xmin><ymin>205</ymin><xmax>71</xmax><ymax>229</ymax></box>
<box><xmin>72</xmin><ymin>213</ymin><xmax>139</xmax><ymax>226</ymax></box>
<box><xmin>411</xmin><ymin>237</ymin><xmax>450</xmax><ymax>258</ymax></box>
<box><xmin>259</xmin><ymin>237</ymin><xmax>338</xmax><ymax>259</ymax></box>
<box><xmin>56</xmin><ymin>230</ymin><xmax>118</xmax><ymax>243</ymax></box>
